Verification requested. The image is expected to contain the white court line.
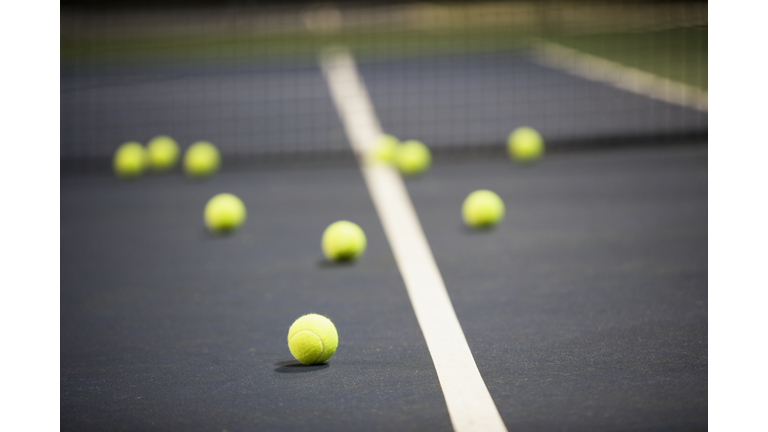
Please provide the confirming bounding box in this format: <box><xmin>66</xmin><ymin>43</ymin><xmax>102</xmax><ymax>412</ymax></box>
<box><xmin>531</xmin><ymin>39</ymin><xmax>708</xmax><ymax>112</ymax></box>
<box><xmin>320</xmin><ymin>47</ymin><xmax>508</xmax><ymax>432</ymax></box>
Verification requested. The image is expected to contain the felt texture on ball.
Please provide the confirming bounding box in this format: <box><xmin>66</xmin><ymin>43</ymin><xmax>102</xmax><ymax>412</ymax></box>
<box><xmin>370</xmin><ymin>134</ymin><xmax>400</xmax><ymax>164</ymax></box>
<box><xmin>147</xmin><ymin>135</ymin><xmax>180</xmax><ymax>171</ymax></box>
<box><xmin>287</xmin><ymin>313</ymin><xmax>339</xmax><ymax>365</ymax></box>
<box><xmin>204</xmin><ymin>193</ymin><xmax>246</xmax><ymax>233</ymax></box>
<box><xmin>462</xmin><ymin>189</ymin><xmax>505</xmax><ymax>228</ymax></box>
<box><xmin>396</xmin><ymin>140</ymin><xmax>431</xmax><ymax>176</ymax></box>
<box><xmin>184</xmin><ymin>141</ymin><xmax>221</xmax><ymax>178</ymax></box>
<box><xmin>507</xmin><ymin>127</ymin><xmax>544</xmax><ymax>163</ymax></box>
<box><xmin>322</xmin><ymin>220</ymin><xmax>366</xmax><ymax>262</ymax></box>
<box><xmin>113</xmin><ymin>141</ymin><xmax>147</xmax><ymax>179</ymax></box>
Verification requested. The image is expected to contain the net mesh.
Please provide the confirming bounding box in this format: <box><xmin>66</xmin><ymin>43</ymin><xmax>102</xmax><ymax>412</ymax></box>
<box><xmin>61</xmin><ymin>1</ymin><xmax>707</xmax><ymax>170</ymax></box>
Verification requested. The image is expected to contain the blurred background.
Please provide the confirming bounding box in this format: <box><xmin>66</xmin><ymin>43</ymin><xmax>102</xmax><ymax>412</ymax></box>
<box><xmin>61</xmin><ymin>0</ymin><xmax>707</xmax><ymax>172</ymax></box>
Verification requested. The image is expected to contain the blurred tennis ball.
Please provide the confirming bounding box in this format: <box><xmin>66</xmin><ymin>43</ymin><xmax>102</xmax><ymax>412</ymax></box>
<box><xmin>113</xmin><ymin>141</ymin><xmax>147</xmax><ymax>179</ymax></box>
<box><xmin>507</xmin><ymin>127</ymin><xmax>544</xmax><ymax>163</ymax></box>
<box><xmin>287</xmin><ymin>313</ymin><xmax>338</xmax><ymax>365</ymax></box>
<box><xmin>146</xmin><ymin>135</ymin><xmax>180</xmax><ymax>172</ymax></box>
<box><xmin>184</xmin><ymin>141</ymin><xmax>220</xmax><ymax>178</ymax></box>
<box><xmin>370</xmin><ymin>134</ymin><xmax>400</xmax><ymax>164</ymax></box>
<box><xmin>204</xmin><ymin>193</ymin><xmax>246</xmax><ymax>233</ymax></box>
<box><xmin>462</xmin><ymin>190</ymin><xmax>505</xmax><ymax>229</ymax></box>
<box><xmin>322</xmin><ymin>220</ymin><xmax>366</xmax><ymax>262</ymax></box>
<box><xmin>396</xmin><ymin>140</ymin><xmax>431</xmax><ymax>176</ymax></box>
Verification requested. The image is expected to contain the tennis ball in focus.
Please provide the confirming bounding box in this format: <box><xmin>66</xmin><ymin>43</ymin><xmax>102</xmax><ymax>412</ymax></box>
<box><xmin>204</xmin><ymin>193</ymin><xmax>246</xmax><ymax>233</ymax></box>
<box><xmin>370</xmin><ymin>134</ymin><xmax>400</xmax><ymax>164</ymax></box>
<box><xmin>322</xmin><ymin>220</ymin><xmax>366</xmax><ymax>262</ymax></box>
<box><xmin>147</xmin><ymin>135</ymin><xmax>180</xmax><ymax>171</ymax></box>
<box><xmin>184</xmin><ymin>141</ymin><xmax>220</xmax><ymax>178</ymax></box>
<box><xmin>113</xmin><ymin>141</ymin><xmax>147</xmax><ymax>179</ymax></box>
<box><xmin>287</xmin><ymin>314</ymin><xmax>339</xmax><ymax>365</ymax></box>
<box><xmin>462</xmin><ymin>190</ymin><xmax>505</xmax><ymax>229</ymax></box>
<box><xmin>507</xmin><ymin>127</ymin><xmax>544</xmax><ymax>163</ymax></box>
<box><xmin>396</xmin><ymin>140</ymin><xmax>431</xmax><ymax>176</ymax></box>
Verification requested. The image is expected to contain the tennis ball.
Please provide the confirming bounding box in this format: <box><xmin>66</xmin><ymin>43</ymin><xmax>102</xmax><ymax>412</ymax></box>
<box><xmin>462</xmin><ymin>190</ymin><xmax>505</xmax><ymax>229</ymax></box>
<box><xmin>396</xmin><ymin>140</ymin><xmax>431</xmax><ymax>176</ymax></box>
<box><xmin>146</xmin><ymin>135</ymin><xmax>180</xmax><ymax>171</ymax></box>
<box><xmin>507</xmin><ymin>127</ymin><xmax>544</xmax><ymax>163</ymax></box>
<box><xmin>370</xmin><ymin>134</ymin><xmax>400</xmax><ymax>164</ymax></box>
<box><xmin>184</xmin><ymin>141</ymin><xmax>220</xmax><ymax>178</ymax></box>
<box><xmin>322</xmin><ymin>220</ymin><xmax>366</xmax><ymax>262</ymax></box>
<box><xmin>204</xmin><ymin>193</ymin><xmax>246</xmax><ymax>233</ymax></box>
<box><xmin>113</xmin><ymin>141</ymin><xmax>147</xmax><ymax>179</ymax></box>
<box><xmin>287</xmin><ymin>313</ymin><xmax>339</xmax><ymax>365</ymax></box>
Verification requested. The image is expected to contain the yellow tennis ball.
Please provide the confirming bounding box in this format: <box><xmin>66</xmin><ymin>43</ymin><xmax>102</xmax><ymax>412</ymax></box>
<box><xmin>462</xmin><ymin>190</ymin><xmax>505</xmax><ymax>228</ymax></box>
<box><xmin>507</xmin><ymin>127</ymin><xmax>544</xmax><ymax>163</ymax></box>
<box><xmin>370</xmin><ymin>134</ymin><xmax>400</xmax><ymax>164</ymax></box>
<box><xmin>396</xmin><ymin>140</ymin><xmax>431</xmax><ymax>176</ymax></box>
<box><xmin>146</xmin><ymin>135</ymin><xmax>180</xmax><ymax>171</ymax></box>
<box><xmin>287</xmin><ymin>314</ymin><xmax>339</xmax><ymax>365</ymax></box>
<box><xmin>204</xmin><ymin>193</ymin><xmax>246</xmax><ymax>233</ymax></box>
<box><xmin>184</xmin><ymin>141</ymin><xmax>220</xmax><ymax>178</ymax></box>
<box><xmin>113</xmin><ymin>141</ymin><xmax>147</xmax><ymax>179</ymax></box>
<box><xmin>321</xmin><ymin>220</ymin><xmax>366</xmax><ymax>262</ymax></box>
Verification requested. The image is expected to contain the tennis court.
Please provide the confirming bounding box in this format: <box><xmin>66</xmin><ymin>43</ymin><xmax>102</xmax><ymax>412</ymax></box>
<box><xmin>60</xmin><ymin>2</ymin><xmax>708</xmax><ymax>431</ymax></box>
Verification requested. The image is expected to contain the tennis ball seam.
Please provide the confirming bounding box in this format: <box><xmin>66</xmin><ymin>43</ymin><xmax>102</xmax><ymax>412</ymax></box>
<box><xmin>290</xmin><ymin>330</ymin><xmax>324</xmax><ymax>363</ymax></box>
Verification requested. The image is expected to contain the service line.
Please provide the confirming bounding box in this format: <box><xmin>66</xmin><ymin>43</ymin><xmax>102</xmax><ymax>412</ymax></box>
<box><xmin>532</xmin><ymin>39</ymin><xmax>708</xmax><ymax>112</ymax></box>
<box><xmin>320</xmin><ymin>46</ymin><xmax>508</xmax><ymax>432</ymax></box>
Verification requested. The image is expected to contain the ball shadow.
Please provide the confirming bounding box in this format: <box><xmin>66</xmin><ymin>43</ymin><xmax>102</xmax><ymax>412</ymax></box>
<box><xmin>274</xmin><ymin>360</ymin><xmax>330</xmax><ymax>374</ymax></box>
<box><xmin>316</xmin><ymin>258</ymin><xmax>356</xmax><ymax>268</ymax></box>
<box><xmin>200</xmin><ymin>227</ymin><xmax>237</xmax><ymax>239</ymax></box>
<box><xmin>460</xmin><ymin>224</ymin><xmax>498</xmax><ymax>235</ymax></box>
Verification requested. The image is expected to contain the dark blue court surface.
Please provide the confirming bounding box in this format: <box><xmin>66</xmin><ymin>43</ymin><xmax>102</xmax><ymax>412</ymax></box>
<box><xmin>408</xmin><ymin>146</ymin><xmax>707</xmax><ymax>431</ymax></box>
<box><xmin>61</xmin><ymin>145</ymin><xmax>707</xmax><ymax>431</ymax></box>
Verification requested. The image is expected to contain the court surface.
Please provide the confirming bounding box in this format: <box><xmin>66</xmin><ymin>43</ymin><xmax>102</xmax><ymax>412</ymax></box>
<box><xmin>61</xmin><ymin>144</ymin><xmax>707</xmax><ymax>431</ymax></box>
